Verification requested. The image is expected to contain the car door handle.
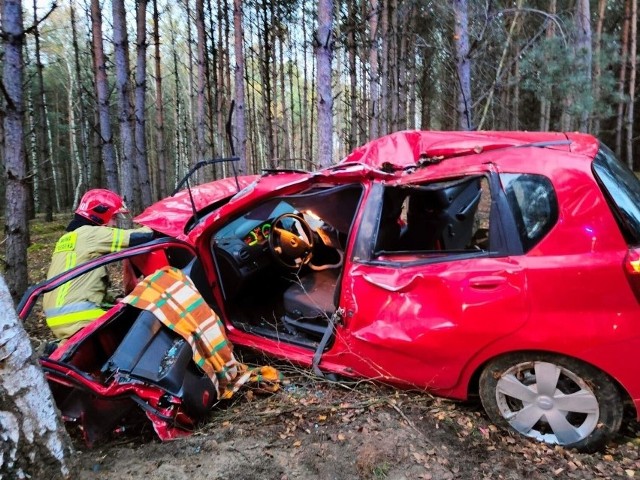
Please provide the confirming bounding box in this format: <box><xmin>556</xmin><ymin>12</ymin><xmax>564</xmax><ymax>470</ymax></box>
<box><xmin>469</xmin><ymin>275</ymin><xmax>507</xmax><ymax>289</ymax></box>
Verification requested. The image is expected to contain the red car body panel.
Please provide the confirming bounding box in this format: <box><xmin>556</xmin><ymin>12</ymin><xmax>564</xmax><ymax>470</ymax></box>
<box><xmin>342</xmin><ymin>130</ymin><xmax>599</xmax><ymax>169</ymax></box>
<box><xmin>135</xmin><ymin>175</ymin><xmax>259</xmax><ymax>239</ymax></box>
<box><xmin>133</xmin><ymin>131</ymin><xmax>640</xmax><ymax>417</ymax></box>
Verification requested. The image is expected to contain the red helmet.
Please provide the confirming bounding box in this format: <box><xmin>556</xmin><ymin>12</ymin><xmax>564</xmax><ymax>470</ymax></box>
<box><xmin>75</xmin><ymin>189</ymin><xmax>128</xmax><ymax>225</ymax></box>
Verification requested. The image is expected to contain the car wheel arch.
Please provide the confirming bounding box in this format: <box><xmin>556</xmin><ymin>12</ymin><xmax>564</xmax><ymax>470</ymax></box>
<box><xmin>466</xmin><ymin>349</ymin><xmax>632</xmax><ymax>410</ymax></box>
<box><xmin>465</xmin><ymin>350</ymin><xmax>632</xmax><ymax>451</ymax></box>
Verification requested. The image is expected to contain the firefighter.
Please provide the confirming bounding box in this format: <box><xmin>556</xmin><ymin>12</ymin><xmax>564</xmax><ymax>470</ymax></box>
<box><xmin>43</xmin><ymin>189</ymin><xmax>155</xmax><ymax>340</ymax></box>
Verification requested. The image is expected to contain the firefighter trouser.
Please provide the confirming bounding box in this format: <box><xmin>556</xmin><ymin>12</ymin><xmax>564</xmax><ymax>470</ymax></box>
<box><xmin>45</xmin><ymin>302</ymin><xmax>107</xmax><ymax>340</ymax></box>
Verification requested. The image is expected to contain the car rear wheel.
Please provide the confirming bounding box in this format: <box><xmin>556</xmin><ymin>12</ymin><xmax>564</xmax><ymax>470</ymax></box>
<box><xmin>479</xmin><ymin>353</ymin><xmax>623</xmax><ymax>452</ymax></box>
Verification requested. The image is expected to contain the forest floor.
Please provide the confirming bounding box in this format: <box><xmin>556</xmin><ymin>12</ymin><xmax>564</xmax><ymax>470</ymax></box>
<box><xmin>16</xmin><ymin>215</ymin><xmax>640</xmax><ymax>479</ymax></box>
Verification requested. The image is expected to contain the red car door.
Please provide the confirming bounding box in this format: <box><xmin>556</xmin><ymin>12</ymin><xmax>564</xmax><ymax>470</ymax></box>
<box><xmin>337</xmin><ymin>174</ymin><xmax>528</xmax><ymax>394</ymax></box>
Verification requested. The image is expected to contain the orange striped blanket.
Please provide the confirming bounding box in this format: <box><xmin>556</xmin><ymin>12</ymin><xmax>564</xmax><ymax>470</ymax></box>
<box><xmin>123</xmin><ymin>266</ymin><xmax>280</xmax><ymax>400</ymax></box>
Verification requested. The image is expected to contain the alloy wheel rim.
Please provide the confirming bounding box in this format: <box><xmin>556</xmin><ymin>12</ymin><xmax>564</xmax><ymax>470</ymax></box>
<box><xmin>494</xmin><ymin>361</ymin><xmax>600</xmax><ymax>445</ymax></box>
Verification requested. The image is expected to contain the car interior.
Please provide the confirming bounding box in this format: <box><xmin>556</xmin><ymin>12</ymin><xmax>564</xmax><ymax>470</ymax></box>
<box><xmin>210</xmin><ymin>184</ymin><xmax>364</xmax><ymax>349</ymax></box>
<box><xmin>374</xmin><ymin>176</ymin><xmax>490</xmax><ymax>257</ymax></box>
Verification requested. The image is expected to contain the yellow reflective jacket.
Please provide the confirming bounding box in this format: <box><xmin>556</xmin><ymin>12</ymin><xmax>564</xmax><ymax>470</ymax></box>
<box><xmin>43</xmin><ymin>225</ymin><xmax>150</xmax><ymax>338</ymax></box>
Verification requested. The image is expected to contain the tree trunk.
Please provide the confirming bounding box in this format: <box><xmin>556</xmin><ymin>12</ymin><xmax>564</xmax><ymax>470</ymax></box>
<box><xmin>379</xmin><ymin>0</ymin><xmax>389</xmax><ymax>134</ymax></box>
<box><xmin>260</xmin><ymin>0</ymin><xmax>275</xmax><ymax>167</ymax></box>
<box><xmin>152</xmin><ymin>0</ymin><xmax>168</xmax><ymax>198</ymax></box>
<box><xmin>616</xmin><ymin>0</ymin><xmax>631</xmax><ymax>157</ymax></box>
<box><xmin>369</xmin><ymin>0</ymin><xmax>380</xmax><ymax>138</ymax></box>
<box><xmin>185</xmin><ymin>0</ymin><xmax>197</xmax><ymax>168</ymax></box>
<box><xmin>135</xmin><ymin>0</ymin><xmax>153</xmax><ymax>208</ymax></box>
<box><xmin>278</xmin><ymin>32</ymin><xmax>291</xmax><ymax>164</ymax></box>
<box><xmin>301</xmin><ymin>6</ymin><xmax>310</xmax><ymax>161</ymax></box>
<box><xmin>112</xmin><ymin>0</ymin><xmax>137</xmax><ymax>215</ymax></box>
<box><xmin>575</xmin><ymin>0</ymin><xmax>592</xmax><ymax>133</ymax></box>
<box><xmin>316</xmin><ymin>0</ymin><xmax>334</xmax><ymax>168</ymax></box>
<box><xmin>195</xmin><ymin>0</ymin><xmax>208</xmax><ymax>166</ymax></box>
<box><xmin>233</xmin><ymin>0</ymin><xmax>247</xmax><ymax>173</ymax></box>
<box><xmin>70</xmin><ymin>0</ymin><xmax>90</xmax><ymax>206</ymax></box>
<box><xmin>169</xmin><ymin>14</ymin><xmax>184</xmax><ymax>183</ymax></box>
<box><xmin>625</xmin><ymin>0</ymin><xmax>637</xmax><ymax>169</ymax></box>
<box><xmin>204</xmin><ymin>0</ymin><xmax>217</xmax><ymax>169</ymax></box>
<box><xmin>346</xmin><ymin>0</ymin><xmax>358</xmax><ymax>152</ymax></box>
<box><xmin>453</xmin><ymin>0</ymin><xmax>472</xmax><ymax>130</ymax></box>
<box><xmin>2</xmin><ymin>0</ymin><xmax>29</xmax><ymax>301</ymax></box>
<box><xmin>90</xmin><ymin>0</ymin><xmax>119</xmax><ymax>192</ymax></box>
<box><xmin>0</xmin><ymin>276</ymin><xmax>75</xmax><ymax>478</ymax></box>
<box><xmin>539</xmin><ymin>0</ymin><xmax>556</xmax><ymax>132</ymax></box>
<box><xmin>591</xmin><ymin>0</ymin><xmax>607</xmax><ymax>135</ymax></box>
<box><xmin>31</xmin><ymin>0</ymin><xmax>54</xmax><ymax>221</ymax></box>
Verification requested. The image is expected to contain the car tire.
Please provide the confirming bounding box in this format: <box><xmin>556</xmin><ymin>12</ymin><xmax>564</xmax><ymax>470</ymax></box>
<box><xmin>479</xmin><ymin>353</ymin><xmax>623</xmax><ymax>452</ymax></box>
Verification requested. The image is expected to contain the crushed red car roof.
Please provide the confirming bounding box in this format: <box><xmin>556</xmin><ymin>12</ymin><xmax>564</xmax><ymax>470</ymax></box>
<box><xmin>340</xmin><ymin>130</ymin><xmax>599</xmax><ymax>169</ymax></box>
<box><xmin>135</xmin><ymin>175</ymin><xmax>259</xmax><ymax>238</ymax></box>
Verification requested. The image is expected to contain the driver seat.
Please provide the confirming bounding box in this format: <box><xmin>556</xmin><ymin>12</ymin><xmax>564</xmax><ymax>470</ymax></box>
<box><xmin>281</xmin><ymin>269</ymin><xmax>339</xmax><ymax>338</ymax></box>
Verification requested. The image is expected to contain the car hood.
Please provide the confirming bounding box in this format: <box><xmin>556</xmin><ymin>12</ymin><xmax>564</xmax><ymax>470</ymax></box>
<box><xmin>135</xmin><ymin>175</ymin><xmax>259</xmax><ymax>239</ymax></box>
<box><xmin>340</xmin><ymin>130</ymin><xmax>596</xmax><ymax>169</ymax></box>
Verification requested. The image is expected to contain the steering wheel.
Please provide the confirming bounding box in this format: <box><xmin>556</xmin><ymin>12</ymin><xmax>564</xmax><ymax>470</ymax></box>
<box><xmin>268</xmin><ymin>213</ymin><xmax>314</xmax><ymax>269</ymax></box>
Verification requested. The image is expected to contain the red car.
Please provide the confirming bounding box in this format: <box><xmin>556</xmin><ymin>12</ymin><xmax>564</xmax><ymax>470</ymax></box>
<box><xmin>20</xmin><ymin>130</ymin><xmax>640</xmax><ymax>451</ymax></box>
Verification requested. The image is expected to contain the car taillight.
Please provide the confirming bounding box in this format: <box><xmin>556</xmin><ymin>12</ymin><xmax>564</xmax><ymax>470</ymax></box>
<box><xmin>624</xmin><ymin>248</ymin><xmax>640</xmax><ymax>302</ymax></box>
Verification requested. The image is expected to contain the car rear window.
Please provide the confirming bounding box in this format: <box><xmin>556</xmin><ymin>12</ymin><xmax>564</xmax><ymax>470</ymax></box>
<box><xmin>500</xmin><ymin>173</ymin><xmax>558</xmax><ymax>252</ymax></box>
<box><xmin>592</xmin><ymin>145</ymin><xmax>640</xmax><ymax>245</ymax></box>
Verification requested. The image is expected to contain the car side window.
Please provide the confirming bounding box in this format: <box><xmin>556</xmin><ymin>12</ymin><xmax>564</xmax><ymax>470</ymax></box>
<box><xmin>500</xmin><ymin>173</ymin><xmax>558</xmax><ymax>252</ymax></box>
<box><xmin>374</xmin><ymin>176</ymin><xmax>491</xmax><ymax>258</ymax></box>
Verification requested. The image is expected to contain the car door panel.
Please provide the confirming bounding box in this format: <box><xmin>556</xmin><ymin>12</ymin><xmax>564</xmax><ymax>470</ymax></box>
<box><xmin>339</xmin><ymin>257</ymin><xmax>527</xmax><ymax>390</ymax></box>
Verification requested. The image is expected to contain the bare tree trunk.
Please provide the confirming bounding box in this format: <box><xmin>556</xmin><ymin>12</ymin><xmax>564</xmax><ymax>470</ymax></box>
<box><xmin>346</xmin><ymin>0</ymin><xmax>358</xmax><ymax>151</ymax></box>
<box><xmin>511</xmin><ymin>60</ymin><xmax>520</xmax><ymax>129</ymax></box>
<box><xmin>260</xmin><ymin>0</ymin><xmax>275</xmax><ymax>167</ymax></box>
<box><xmin>625</xmin><ymin>0</ymin><xmax>637</xmax><ymax>169</ymax></box>
<box><xmin>216</xmin><ymin>0</ymin><xmax>226</xmax><ymax>163</ymax></box>
<box><xmin>316</xmin><ymin>0</ymin><xmax>334</xmax><ymax>168</ymax></box>
<box><xmin>539</xmin><ymin>0</ymin><xmax>556</xmax><ymax>132</ymax></box>
<box><xmin>65</xmin><ymin>57</ymin><xmax>84</xmax><ymax>210</ymax></box>
<box><xmin>185</xmin><ymin>0</ymin><xmax>197</xmax><ymax>167</ymax></box>
<box><xmin>453</xmin><ymin>0</ymin><xmax>472</xmax><ymax>130</ymax></box>
<box><xmin>301</xmin><ymin>6</ymin><xmax>310</xmax><ymax>160</ymax></box>
<box><xmin>379</xmin><ymin>0</ymin><xmax>389</xmax><ymax>134</ymax></box>
<box><xmin>575</xmin><ymin>0</ymin><xmax>592</xmax><ymax>133</ymax></box>
<box><xmin>112</xmin><ymin>0</ymin><xmax>137</xmax><ymax>215</ymax></box>
<box><xmin>90</xmin><ymin>0</ymin><xmax>119</xmax><ymax>192</ymax></box>
<box><xmin>233</xmin><ymin>0</ymin><xmax>247</xmax><ymax>173</ymax></box>
<box><xmin>222</xmin><ymin>0</ymin><xmax>232</xmax><ymax>161</ymax></box>
<box><xmin>278</xmin><ymin>32</ymin><xmax>290</xmax><ymax>163</ymax></box>
<box><xmin>616</xmin><ymin>0</ymin><xmax>631</xmax><ymax>157</ymax></box>
<box><xmin>152</xmin><ymin>0</ymin><xmax>167</xmax><ymax>198</ymax></box>
<box><xmin>205</xmin><ymin>0</ymin><xmax>218</xmax><ymax>166</ymax></box>
<box><xmin>369</xmin><ymin>0</ymin><xmax>380</xmax><ymax>138</ymax></box>
<box><xmin>2</xmin><ymin>0</ymin><xmax>29</xmax><ymax>301</ymax></box>
<box><xmin>592</xmin><ymin>0</ymin><xmax>607</xmax><ymax>135</ymax></box>
<box><xmin>70</xmin><ymin>0</ymin><xmax>90</xmax><ymax>205</ymax></box>
<box><xmin>169</xmin><ymin>14</ymin><xmax>185</xmax><ymax>183</ymax></box>
<box><xmin>135</xmin><ymin>0</ymin><xmax>153</xmax><ymax>207</ymax></box>
<box><xmin>31</xmin><ymin>0</ymin><xmax>54</xmax><ymax>221</ymax></box>
<box><xmin>195</xmin><ymin>0</ymin><xmax>208</xmax><ymax>166</ymax></box>
<box><xmin>0</xmin><ymin>276</ymin><xmax>75</xmax><ymax>478</ymax></box>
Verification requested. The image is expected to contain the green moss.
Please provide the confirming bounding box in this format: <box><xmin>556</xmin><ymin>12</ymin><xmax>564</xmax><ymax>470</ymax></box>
<box><xmin>28</xmin><ymin>242</ymin><xmax>49</xmax><ymax>252</ymax></box>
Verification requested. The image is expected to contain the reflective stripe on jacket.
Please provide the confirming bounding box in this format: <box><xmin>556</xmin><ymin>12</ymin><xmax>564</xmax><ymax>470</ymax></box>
<box><xmin>43</xmin><ymin>225</ymin><xmax>148</xmax><ymax>337</ymax></box>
